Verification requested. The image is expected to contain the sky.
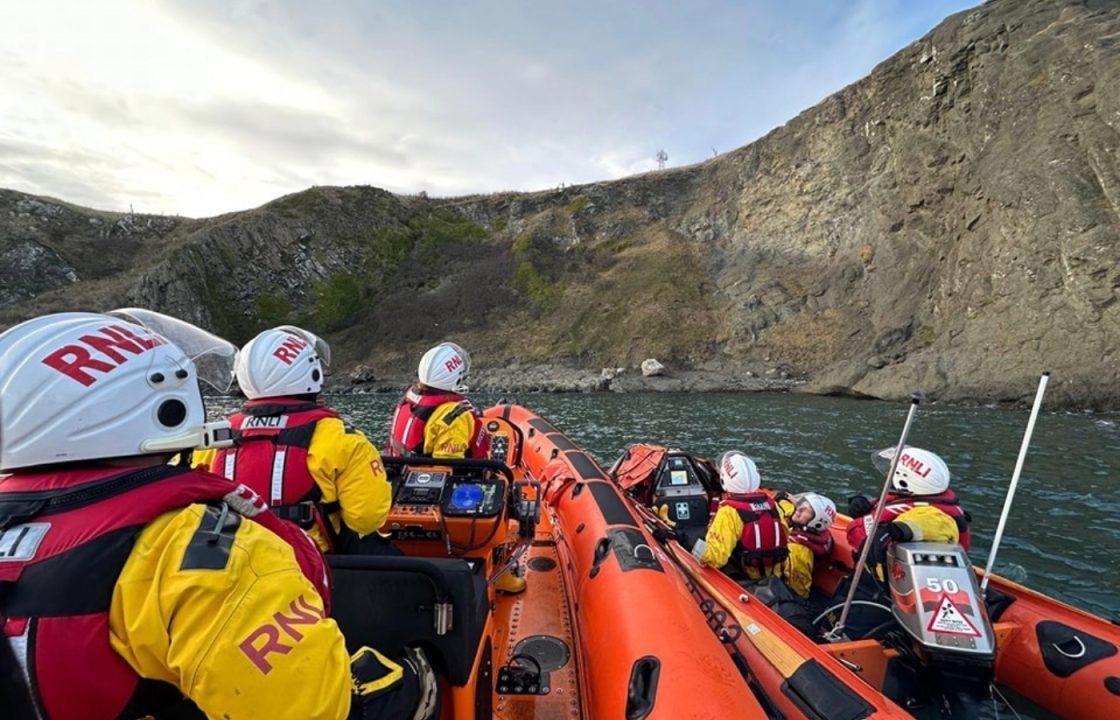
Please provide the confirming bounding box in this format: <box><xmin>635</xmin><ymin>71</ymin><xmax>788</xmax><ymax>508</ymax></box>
<box><xmin>0</xmin><ymin>0</ymin><xmax>978</xmax><ymax>217</ymax></box>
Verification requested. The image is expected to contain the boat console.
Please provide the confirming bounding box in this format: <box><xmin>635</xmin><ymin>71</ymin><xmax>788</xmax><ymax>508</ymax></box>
<box><xmin>650</xmin><ymin>452</ymin><xmax>717</xmax><ymax>533</ymax></box>
<box><xmin>382</xmin><ymin>416</ymin><xmax>534</xmax><ymax>559</ymax></box>
<box><xmin>385</xmin><ymin>461</ymin><xmax>509</xmax><ymax>554</ymax></box>
<box><xmin>328</xmin><ymin>415</ymin><xmax>536</xmax><ymax>705</ymax></box>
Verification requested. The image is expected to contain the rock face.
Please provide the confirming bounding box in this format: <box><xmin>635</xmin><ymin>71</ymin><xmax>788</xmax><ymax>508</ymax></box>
<box><xmin>2</xmin><ymin>0</ymin><xmax>1119</xmax><ymax>408</ymax></box>
<box><xmin>0</xmin><ymin>240</ymin><xmax>79</xmax><ymax>305</ymax></box>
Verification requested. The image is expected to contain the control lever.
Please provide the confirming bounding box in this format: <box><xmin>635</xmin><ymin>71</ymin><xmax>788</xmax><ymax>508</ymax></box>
<box><xmin>518</xmin><ymin>500</ymin><xmax>539</xmax><ymax>539</ymax></box>
<box><xmin>512</xmin><ymin>480</ymin><xmax>541</xmax><ymax>539</ymax></box>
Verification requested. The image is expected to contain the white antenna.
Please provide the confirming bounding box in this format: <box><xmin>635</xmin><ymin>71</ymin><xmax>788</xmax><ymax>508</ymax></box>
<box><xmin>980</xmin><ymin>372</ymin><xmax>1050</xmax><ymax>593</ymax></box>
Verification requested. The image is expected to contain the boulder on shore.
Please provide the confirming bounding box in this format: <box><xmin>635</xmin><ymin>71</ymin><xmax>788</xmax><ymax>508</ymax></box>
<box><xmin>349</xmin><ymin>364</ymin><xmax>377</xmax><ymax>384</ymax></box>
<box><xmin>641</xmin><ymin>359</ymin><xmax>666</xmax><ymax>377</ymax></box>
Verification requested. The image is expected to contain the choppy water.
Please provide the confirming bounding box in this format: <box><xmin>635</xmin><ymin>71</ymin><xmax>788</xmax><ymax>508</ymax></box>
<box><xmin>208</xmin><ymin>392</ymin><xmax>1120</xmax><ymax>617</ymax></box>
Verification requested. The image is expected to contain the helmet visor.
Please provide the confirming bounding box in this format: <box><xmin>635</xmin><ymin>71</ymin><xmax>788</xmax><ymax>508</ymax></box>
<box><xmin>275</xmin><ymin>325</ymin><xmax>331</xmax><ymax>368</ymax></box>
<box><xmin>870</xmin><ymin>446</ymin><xmax>900</xmax><ymax>476</ymax></box>
<box><xmin>109</xmin><ymin>308</ymin><xmax>238</xmax><ymax>392</ymax></box>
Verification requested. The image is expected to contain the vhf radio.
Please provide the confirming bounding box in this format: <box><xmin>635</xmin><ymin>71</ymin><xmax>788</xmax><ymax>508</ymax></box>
<box><xmin>396</xmin><ymin>470</ymin><xmax>449</xmax><ymax>505</ymax></box>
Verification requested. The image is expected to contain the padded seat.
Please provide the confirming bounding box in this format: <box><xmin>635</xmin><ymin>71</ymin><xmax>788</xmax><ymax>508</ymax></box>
<box><xmin>327</xmin><ymin>555</ymin><xmax>489</xmax><ymax>686</ymax></box>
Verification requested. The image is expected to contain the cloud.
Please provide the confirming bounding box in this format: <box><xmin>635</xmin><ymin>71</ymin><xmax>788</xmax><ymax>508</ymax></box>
<box><xmin>0</xmin><ymin>0</ymin><xmax>978</xmax><ymax>216</ymax></box>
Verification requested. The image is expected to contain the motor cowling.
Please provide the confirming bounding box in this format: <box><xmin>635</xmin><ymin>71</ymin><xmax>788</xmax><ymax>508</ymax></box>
<box><xmin>887</xmin><ymin>542</ymin><xmax>996</xmax><ymax>717</ymax></box>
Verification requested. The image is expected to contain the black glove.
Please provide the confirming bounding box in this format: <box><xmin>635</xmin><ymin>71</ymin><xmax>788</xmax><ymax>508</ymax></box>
<box><xmin>847</xmin><ymin>494</ymin><xmax>873</xmax><ymax>518</ymax></box>
<box><xmin>773</xmin><ymin>490</ymin><xmax>793</xmax><ymax>504</ymax></box>
<box><xmin>886</xmin><ymin>521</ymin><xmax>913</xmax><ymax>542</ymax></box>
<box><xmin>651</xmin><ymin>525</ymin><xmax>679</xmax><ymax>544</ymax></box>
<box><xmin>867</xmin><ymin>525</ymin><xmax>895</xmax><ymax>584</ymax></box>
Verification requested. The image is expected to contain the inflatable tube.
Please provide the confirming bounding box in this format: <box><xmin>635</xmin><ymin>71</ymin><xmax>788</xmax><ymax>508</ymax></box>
<box><xmin>629</xmin><ymin>501</ymin><xmax>914</xmax><ymax>719</ymax></box>
<box><xmin>487</xmin><ymin>404</ymin><xmax>768</xmax><ymax>719</ymax></box>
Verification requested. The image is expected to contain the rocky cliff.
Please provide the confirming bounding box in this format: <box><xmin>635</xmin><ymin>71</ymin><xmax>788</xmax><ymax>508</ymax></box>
<box><xmin>2</xmin><ymin>0</ymin><xmax>1119</xmax><ymax>407</ymax></box>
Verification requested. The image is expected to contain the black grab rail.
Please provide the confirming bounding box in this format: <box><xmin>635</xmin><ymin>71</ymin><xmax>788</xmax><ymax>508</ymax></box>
<box><xmin>381</xmin><ymin>455</ymin><xmax>515</xmax><ymax>485</ymax></box>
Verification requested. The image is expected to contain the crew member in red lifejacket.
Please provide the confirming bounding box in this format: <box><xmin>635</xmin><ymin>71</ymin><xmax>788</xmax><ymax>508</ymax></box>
<box><xmin>0</xmin><ymin>310</ymin><xmax>434</xmax><ymax>720</ymax></box>
<box><xmin>387</xmin><ymin>342</ymin><xmax>490</xmax><ymax>460</ymax></box>
<box><xmin>836</xmin><ymin>446</ymin><xmax>973</xmax><ymax>640</ymax></box>
<box><xmin>386</xmin><ymin>343</ymin><xmax>528</xmax><ymax>594</ymax></box>
<box><xmin>847</xmin><ymin>446</ymin><xmax>972</xmax><ymax>563</ymax></box>
<box><xmin>777</xmin><ymin>492</ymin><xmax>837</xmax><ymax>600</ymax></box>
<box><xmin>692</xmin><ymin>451</ymin><xmax>789</xmax><ymax>581</ymax></box>
<box><xmin>195</xmin><ymin>326</ymin><xmax>394</xmax><ymax>555</ymax></box>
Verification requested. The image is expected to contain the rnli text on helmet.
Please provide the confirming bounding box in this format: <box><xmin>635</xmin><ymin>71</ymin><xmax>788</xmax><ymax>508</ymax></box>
<box><xmin>445</xmin><ymin>354</ymin><xmax>464</xmax><ymax>373</ymax></box>
<box><xmin>42</xmin><ymin>324</ymin><xmax>167</xmax><ymax>386</ymax></box>
<box><xmin>273</xmin><ymin>335</ymin><xmax>309</xmax><ymax>365</ymax></box>
<box><xmin>900</xmin><ymin>453</ymin><xmax>933</xmax><ymax>478</ymax></box>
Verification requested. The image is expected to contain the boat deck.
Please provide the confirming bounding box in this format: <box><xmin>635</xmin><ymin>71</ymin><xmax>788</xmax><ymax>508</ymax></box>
<box><xmin>491</xmin><ymin>512</ymin><xmax>584</xmax><ymax>720</ymax></box>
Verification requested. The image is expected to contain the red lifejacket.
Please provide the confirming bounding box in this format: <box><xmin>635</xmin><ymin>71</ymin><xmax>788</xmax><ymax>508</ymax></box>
<box><xmin>0</xmin><ymin>464</ymin><xmax>330</xmax><ymax>720</ymax></box>
<box><xmin>387</xmin><ymin>385</ymin><xmax>490</xmax><ymax>458</ymax></box>
<box><xmin>722</xmin><ymin>492</ymin><xmax>789</xmax><ymax>571</ymax></box>
<box><xmin>211</xmin><ymin>399</ymin><xmax>340</xmax><ymax>544</ymax></box>
<box><xmin>847</xmin><ymin>490</ymin><xmax>972</xmax><ymax>551</ymax></box>
<box><xmin>790</xmin><ymin>527</ymin><xmax>834</xmax><ymax>558</ymax></box>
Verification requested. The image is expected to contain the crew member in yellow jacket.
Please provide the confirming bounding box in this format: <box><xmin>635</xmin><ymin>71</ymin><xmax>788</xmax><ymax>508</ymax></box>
<box><xmin>847</xmin><ymin>446</ymin><xmax>971</xmax><ymax>583</ymax></box>
<box><xmin>692</xmin><ymin>451</ymin><xmax>790</xmax><ymax>582</ymax></box>
<box><xmin>196</xmin><ymin>326</ymin><xmax>395</xmax><ymax>555</ymax></box>
<box><xmin>776</xmin><ymin>492</ymin><xmax>838</xmax><ymax>600</ymax></box>
<box><xmin>388</xmin><ymin>342</ymin><xmax>491</xmax><ymax>460</ymax></box>
<box><xmin>0</xmin><ymin>310</ymin><xmax>434</xmax><ymax>720</ymax></box>
<box><xmin>388</xmin><ymin>342</ymin><xmax>528</xmax><ymax>594</ymax></box>
<box><xmin>839</xmin><ymin>446</ymin><xmax>971</xmax><ymax>639</ymax></box>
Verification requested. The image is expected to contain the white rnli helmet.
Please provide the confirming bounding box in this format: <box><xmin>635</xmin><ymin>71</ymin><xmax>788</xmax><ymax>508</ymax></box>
<box><xmin>0</xmin><ymin>309</ymin><xmax>236</xmax><ymax>471</ymax></box>
<box><xmin>236</xmin><ymin>326</ymin><xmax>330</xmax><ymax>400</ymax></box>
<box><xmin>873</xmin><ymin>446</ymin><xmax>950</xmax><ymax>496</ymax></box>
<box><xmin>417</xmin><ymin>342</ymin><xmax>470</xmax><ymax>393</ymax></box>
<box><xmin>793</xmin><ymin>493</ymin><xmax>837</xmax><ymax>533</ymax></box>
<box><xmin>717</xmin><ymin>451</ymin><xmax>761</xmax><ymax>494</ymax></box>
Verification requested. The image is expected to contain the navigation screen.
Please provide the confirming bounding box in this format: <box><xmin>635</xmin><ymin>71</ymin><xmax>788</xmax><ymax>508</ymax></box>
<box><xmin>669</xmin><ymin>470</ymin><xmax>690</xmax><ymax>486</ymax></box>
<box><xmin>449</xmin><ymin>483</ymin><xmax>492</xmax><ymax>512</ymax></box>
<box><xmin>444</xmin><ymin>481</ymin><xmax>502</xmax><ymax>516</ymax></box>
<box><xmin>449</xmin><ymin>483</ymin><xmax>483</xmax><ymax>510</ymax></box>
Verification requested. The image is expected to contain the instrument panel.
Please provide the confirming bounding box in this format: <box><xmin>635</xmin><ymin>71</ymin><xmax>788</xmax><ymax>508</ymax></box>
<box><xmin>386</xmin><ymin>464</ymin><xmax>508</xmax><ymax>556</ymax></box>
<box><xmin>382</xmin><ymin>415</ymin><xmax>523</xmax><ymax>557</ymax></box>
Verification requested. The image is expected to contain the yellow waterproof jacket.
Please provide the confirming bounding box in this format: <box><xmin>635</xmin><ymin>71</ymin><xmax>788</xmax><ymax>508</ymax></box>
<box><xmin>784</xmin><ymin>543</ymin><xmax>816</xmax><ymax>600</ymax></box>
<box><xmin>863</xmin><ymin>506</ymin><xmax>961</xmax><ymax>584</ymax></box>
<box><xmin>196</xmin><ymin>417</ymin><xmax>392</xmax><ymax>551</ymax></box>
<box><xmin>424</xmin><ymin>401</ymin><xmax>479</xmax><ymax>459</ymax></box>
<box><xmin>699</xmin><ymin>503</ymin><xmax>788</xmax><ymax>581</ymax></box>
<box><xmin>110</xmin><ymin>503</ymin><xmax>353</xmax><ymax>719</ymax></box>
<box><xmin>775</xmin><ymin>498</ymin><xmax>817</xmax><ymax>600</ymax></box>
<box><xmin>892</xmin><ymin>505</ymin><xmax>961</xmax><ymax>544</ymax></box>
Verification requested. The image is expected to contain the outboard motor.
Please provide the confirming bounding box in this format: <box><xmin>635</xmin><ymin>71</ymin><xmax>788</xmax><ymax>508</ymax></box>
<box><xmin>887</xmin><ymin>542</ymin><xmax>996</xmax><ymax>718</ymax></box>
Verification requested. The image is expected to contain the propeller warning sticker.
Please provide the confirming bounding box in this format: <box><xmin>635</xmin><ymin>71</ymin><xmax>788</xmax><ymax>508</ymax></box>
<box><xmin>927</xmin><ymin>594</ymin><xmax>981</xmax><ymax>637</ymax></box>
